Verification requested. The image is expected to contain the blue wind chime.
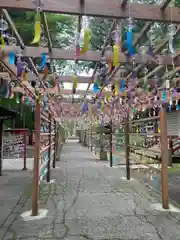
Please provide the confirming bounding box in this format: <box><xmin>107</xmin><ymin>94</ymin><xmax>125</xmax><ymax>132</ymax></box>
<box><xmin>126</xmin><ymin>18</ymin><xmax>135</xmax><ymax>57</ymax></box>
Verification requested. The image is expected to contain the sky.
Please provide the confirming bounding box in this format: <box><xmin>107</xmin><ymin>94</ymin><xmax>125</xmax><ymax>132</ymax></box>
<box><xmin>63</xmin><ymin>68</ymin><xmax>94</xmax><ymax>90</ymax></box>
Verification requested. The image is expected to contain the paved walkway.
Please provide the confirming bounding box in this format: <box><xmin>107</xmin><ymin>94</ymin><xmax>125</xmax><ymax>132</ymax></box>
<box><xmin>0</xmin><ymin>169</ymin><xmax>32</xmax><ymax>239</ymax></box>
<box><xmin>3</xmin><ymin>140</ymin><xmax>180</xmax><ymax>240</ymax></box>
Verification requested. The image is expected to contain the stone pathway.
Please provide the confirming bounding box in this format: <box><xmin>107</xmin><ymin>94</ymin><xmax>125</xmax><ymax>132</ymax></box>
<box><xmin>0</xmin><ymin>169</ymin><xmax>32</xmax><ymax>240</ymax></box>
<box><xmin>3</xmin><ymin>140</ymin><xmax>180</xmax><ymax>240</ymax></box>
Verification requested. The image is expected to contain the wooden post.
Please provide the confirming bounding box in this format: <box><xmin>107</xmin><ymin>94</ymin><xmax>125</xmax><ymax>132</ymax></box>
<box><xmin>0</xmin><ymin>119</ymin><xmax>4</xmax><ymax>176</ymax></box>
<box><xmin>52</xmin><ymin>120</ymin><xmax>56</xmax><ymax>168</ymax></box>
<box><xmin>47</xmin><ymin>113</ymin><xmax>52</xmax><ymax>182</ymax></box>
<box><xmin>32</xmin><ymin>102</ymin><xmax>41</xmax><ymax>216</ymax></box>
<box><xmin>22</xmin><ymin>131</ymin><xmax>27</xmax><ymax>170</ymax></box>
<box><xmin>91</xmin><ymin>128</ymin><xmax>93</xmax><ymax>151</ymax></box>
<box><xmin>87</xmin><ymin>129</ymin><xmax>89</xmax><ymax>149</ymax></box>
<box><xmin>109</xmin><ymin>120</ymin><xmax>113</xmax><ymax>167</ymax></box>
<box><xmin>160</xmin><ymin>106</ymin><xmax>169</xmax><ymax>209</ymax></box>
<box><xmin>124</xmin><ymin>117</ymin><xmax>130</xmax><ymax>180</ymax></box>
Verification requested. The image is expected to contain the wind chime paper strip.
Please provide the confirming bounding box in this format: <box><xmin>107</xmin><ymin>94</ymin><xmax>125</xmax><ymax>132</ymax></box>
<box><xmin>0</xmin><ymin>36</ymin><xmax>5</xmax><ymax>49</ymax></box>
<box><xmin>21</xmin><ymin>70</ymin><xmax>27</xmax><ymax>81</ymax></box>
<box><xmin>120</xmin><ymin>80</ymin><xmax>125</xmax><ymax>92</ymax></box>
<box><xmin>126</xmin><ymin>29</ymin><xmax>134</xmax><ymax>56</ymax></box>
<box><xmin>113</xmin><ymin>45</ymin><xmax>119</xmax><ymax>67</ymax></box>
<box><xmin>83</xmin><ymin>103</ymin><xmax>87</xmax><ymax>112</ymax></box>
<box><xmin>81</xmin><ymin>29</ymin><xmax>91</xmax><ymax>54</ymax></box>
<box><xmin>31</xmin><ymin>21</ymin><xmax>41</xmax><ymax>44</ymax></box>
<box><xmin>72</xmin><ymin>75</ymin><xmax>77</xmax><ymax>89</ymax></box>
<box><xmin>43</xmin><ymin>65</ymin><xmax>49</xmax><ymax>78</ymax></box>
<box><xmin>76</xmin><ymin>44</ymin><xmax>80</xmax><ymax>57</ymax></box>
<box><xmin>114</xmin><ymin>83</ymin><xmax>119</xmax><ymax>96</ymax></box>
<box><xmin>41</xmin><ymin>53</ymin><xmax>47</xmax><ymax>70</ymax></box>
<box><xmin>17</xmin><ymin>59</ymin><xmax>23</xmax><ymax>78</ymax></box>
<box><xmin>9</xmin><ymin>52</ymin><xmax>15</xmax><ymax>65</ymax></box>
<box><xmin>93</xmin><ymin>82</ymin><xmax>99</xmax><ymax>94</ymax></box>
<box><xmin>108</xmin><ymin>58</ymin><xmax>112</xmax><ymax>72</ymax></box>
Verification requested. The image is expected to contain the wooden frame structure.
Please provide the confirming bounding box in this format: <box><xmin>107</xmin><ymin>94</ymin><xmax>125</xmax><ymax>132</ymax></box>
<box><xmin>0</xmin><ymin>0</ymin><xmax>177</xmax><ymax>214</ymax></box>
<box><xmin>1</xmin><ymin>0</ymin><xmax>180</xmax><ymax>23</ymax></box>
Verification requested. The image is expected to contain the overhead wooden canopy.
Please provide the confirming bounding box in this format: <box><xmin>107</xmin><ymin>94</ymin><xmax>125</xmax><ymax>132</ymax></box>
<box><xmin>2</xmin><ymin>46</ymin><xmax>180</xmax><ymax>66</ymax></box>
<box><xmin>1</xmin><ymin>0</ymin><xmax>180</xmax><ymax>23</ymax></box>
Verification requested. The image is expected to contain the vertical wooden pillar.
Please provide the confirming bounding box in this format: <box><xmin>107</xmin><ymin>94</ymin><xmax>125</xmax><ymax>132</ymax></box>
<box><xmin>124</xmin><ymin>117</ymin><xmax>130</xmax><ymax>180</ymax></box>
<box><xmin>32</xmin><ymin>102</ymin><xmax>41</xmax><ymax>216</ymax></box>
<box><xmin>87</xmin><ymin>129</ymin><xmax>89</xmax><ymax>149</ymax></box>
<box><xmin>52</xmin><ymin>120</ymin><xmax>57</xmax><ymax>168</ymax></box>
<box><xmin>91</xmin><ymin>128</ymin><xmax>93</xmax><ymax>151</ymax></box>
<box><xmin>109</xmin><ymin>120</ymin><xmax>113</xmax><ymax>167</ymax></box>
<box><xmin>0</xmin><ymin>119</ymin><xmax>4</xmax><ymax>176</ymax></box>
<box><xmin>160</xmin><ymin>106</ymin><xmax>169</xmax><ymax>209</ymax></box>
<box><xmin>22</xmin><ymin>131</ymin><xmax>27</xmax><ymax>170</ymax></box>
<box><xmin>47</xmin><ymin>113</ymin><xmax>52</xmax><ymax>182</ymax></box>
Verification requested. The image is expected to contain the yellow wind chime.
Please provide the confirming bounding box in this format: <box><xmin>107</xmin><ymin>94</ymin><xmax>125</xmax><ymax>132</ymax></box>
<box><xmin>31</xmin><ymin>9</ymin><xmax>41</xmax><ymax>44</ymax></box>
<box><xmin>0</xmin><ymin>16</ymin><xmax>6</xmax><ymax>49</ymax></box>
<box><xmin>80</xmin><ymin>16</ymin><xmax>91</xmax><ymax>54</ymax></box>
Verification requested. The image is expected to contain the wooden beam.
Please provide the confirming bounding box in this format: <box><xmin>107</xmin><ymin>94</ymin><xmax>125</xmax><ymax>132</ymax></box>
<box><xmin>1</xmin><ymin>0</ymin><xmax>180</xmax><ymax>23</ymax></box>
<box><xmin>161</xmin><ymin>0</ymin><xmax>172</xmax><ymax>10</ymax></box>
<box><xmin>12</xmin><ymin>87</ymin><xmax>112</xmax><ymax>96</ymax></box>
<box><xmin>133</xmin><ymin>22</ymin><xmax>152</xmax><ymax>47</ymax></box>
<box><xmin>3</xmin><ymin>45</ymin><xmax>180</xmax><ymax>65</ymax></box>
<box><xmin>121</xmin><ymin>0</ymin><xmax>128</xmax><ymax>8</ymax></box>
<box><xmin>13</xmin><ymin>86</ymin><xmax>60</xmax><ymax>94</ymax></box>
<box><xmin>57</xmin><ymin>75</ymin><xmax>92</xmax><ymax>83</ymax></box>
<box><xmin>2</xmin><ymin>46</ymin><xmax>101</xmax><ymax>61</ymax></box>
<box><xmin>41</xmin><ymin>13</ymin><xmax>53</xmax><ymax>52</ymax></box>
<box><xmin>41</xmin><ymin>12</ymin><xmax>57</xmax><ymax>74</ymax></box>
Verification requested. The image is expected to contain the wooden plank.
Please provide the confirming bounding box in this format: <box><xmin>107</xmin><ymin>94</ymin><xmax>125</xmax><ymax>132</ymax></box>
<box><xmin>2</xmin><ymin>46</ymin><xmax>180</xmax><ymax>65</ymax></box>
<box><xmin>1</xmin><ymin>0</ymin><xmax>180</xmax><ymax>23</ymax></box>
<box><xmin>1</xmin><ymin>46</ymin><xmax>101</xmax><ymax>61</ymax></box>
<box><xmin>57</xmin><ymin>75</ymin><xmax>92</xmax><ymax>83</ymax></box>
<box><xmin>41</xmin><ymin>13</ymin><xmax>53</xmax><ymax>52</ymax></box>
<box><xmin>12</xmin><ymin>87</ymin><xmax>112</xmax><ymax>96</ymax></box>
